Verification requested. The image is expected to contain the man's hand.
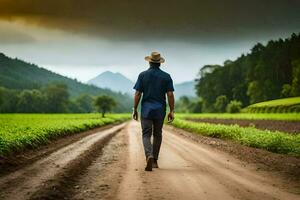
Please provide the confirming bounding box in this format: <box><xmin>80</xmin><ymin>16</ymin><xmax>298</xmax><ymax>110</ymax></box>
<box><xmin>167</xmin><ymin>111</ymin><xmax>174</xmax><ymax>123</ymax></box>
<box><xmin>133</xmin><ymin>91</ymin><xmax>142</xmax><ymax>121</ymax></box>
<box><xmin>132</xmin><ymin>109</ymin><xmax>139</xmax><ymax>121</ymax></box>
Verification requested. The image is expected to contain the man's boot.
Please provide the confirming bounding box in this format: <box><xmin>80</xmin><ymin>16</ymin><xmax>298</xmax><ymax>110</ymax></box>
<box><xmin>145</xmin><ymin>156</ymin><xmax>153</xmax><ymax>171</ymax></box>
<box><xmin>152</xmin><ymin>158</ymin><xmax>159</xmax><ymax>168</ymax></box>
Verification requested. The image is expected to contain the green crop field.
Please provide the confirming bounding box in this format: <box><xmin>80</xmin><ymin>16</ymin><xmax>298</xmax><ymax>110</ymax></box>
<box><xmin>177</xmin><ymin>113</ymin><xmax>300</xmax><ymax>121</ymax></box>
<box><xmin>0</xmin><ymin>114</ymin><xmax>130</xmax><ymax>156</ymax></box>
<box><xmin>246</xmin><ymin>97</ymin><xmax>300</xmax><ymax>113</ymax></box>
<box><xmin>172</xmin><ymin>118</ymin><xmax>300</xmax><ymax>156</ymax></box>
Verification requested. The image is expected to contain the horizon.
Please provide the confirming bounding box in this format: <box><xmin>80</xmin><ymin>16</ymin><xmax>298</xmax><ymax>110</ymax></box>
<box><xmin>2</xmin><ymin>32</ymin><xmax>297</xmax><ymax>85</ymax></box>
<box><xmin>1</xmin><ymin>0</ymin><xmax>299</xmax><ymax>84</ymax></box>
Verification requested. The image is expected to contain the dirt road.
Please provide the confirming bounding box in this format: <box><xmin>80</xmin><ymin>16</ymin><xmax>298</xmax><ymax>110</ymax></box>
<box><xmin>0</xmin><ymin>121</ymin><xmax>299</xmax><ymax>200</ymax></box>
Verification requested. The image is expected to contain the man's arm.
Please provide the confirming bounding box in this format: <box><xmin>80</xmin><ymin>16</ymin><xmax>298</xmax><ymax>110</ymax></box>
<box><xmin>167</xmin><ymin>91</ymin><xmax>175</xmax><ymax>122</ymax></box>
<box><xmin>133</xmin><ymin>91</ymin><xmax>142</xmax><ymax>120</ymax></box>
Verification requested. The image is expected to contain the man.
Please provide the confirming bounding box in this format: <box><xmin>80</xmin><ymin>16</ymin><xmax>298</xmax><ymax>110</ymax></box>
<box><xmin>133</xmin><ymin>51</ymin><xmax>175</xmax><ymax>171</ymax></box>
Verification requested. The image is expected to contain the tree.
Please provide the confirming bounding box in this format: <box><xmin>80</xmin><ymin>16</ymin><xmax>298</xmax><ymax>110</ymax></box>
<box><xmin>247</xmin><ymin>81</ymin><xmax>264</xmax><ymax>104</ymax></box>
<box><xmin>214</xmin><ymin>95</ymin><xmax>228</xmax><ymax>113</ymax></box>
<box><xmin>44</xmin><ymin>83</ymin><xmax>69</xmax><ymax>113</ymax></box>
<box><xmin>226</xmin><ymin>100</ymin><xmax>242</xmax><ymax>113</ymax></box>
<box><xmin>76</xmin><ymin>94</ymin><xmax>94</xmax><ymax>113</ymax></box>
<box><xmin>281</xmin><ymin>84</ymin><xmax>292</xmax><ymax>98</ymax></box>
<box><xmin>0</xmin><ymin>87</ymin><xmax>3</xmax><ymax>107</ymax></box>
<box><xmin>195</xmin><ymin>33</ymin><xmax>300</xmax><ymax>112</ymax></box>
<box><xmin>291</xmin><ymin>59</ymin><xmax>300</xmax><ymax>96</ymax></box>
<box><xmin>17</xmin><ymin>89</ymin><xmax>46</xmax><ymax>113</ymax></box>
<box><xmin>0</xmin><ymin>87</ymin><xmax>19</xmax><ymax>113</ymax></box>
<box><xmin>95</xmin><ymin>95</ymin><xmax>117</xmax><ymax>117</ymax></box>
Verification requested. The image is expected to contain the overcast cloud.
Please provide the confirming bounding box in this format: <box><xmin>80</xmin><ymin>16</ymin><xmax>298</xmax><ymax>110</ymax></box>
<box><xmin>0</xmin><ymin>0</ymin><xmax>299</xmax><ymax>83</ymax></box>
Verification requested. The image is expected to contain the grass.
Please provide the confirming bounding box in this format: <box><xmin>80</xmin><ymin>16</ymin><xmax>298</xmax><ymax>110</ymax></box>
<box><xmin>249</xmin><ymin>97</ymin><xmax>300</xmax><ymax>107</ymax></box>
<box><xmin>0</xmin><ymin>113</ymin><xmax>130</xmax><ymax>156</ymax></box>
<box><xmin>246</xmin><ymin>97</ymin><xmax>300</xmax><ymax>113</ymax></box>
<box><xmin>177</xmin><ymin>113</ymin><xmax>300</xmax><ymax>121</ymax></box>
<box><xmin>172</xmin><ymin>118</ymin><xmax>300</xmax><ymax>156</ymax></box>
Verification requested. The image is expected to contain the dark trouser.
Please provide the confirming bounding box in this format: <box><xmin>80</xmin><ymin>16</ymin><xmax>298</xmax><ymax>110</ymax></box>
<box><xmin>141</xmin><ymin>118</ymin><xmax>164</xmax><ymax>160</ymax></box>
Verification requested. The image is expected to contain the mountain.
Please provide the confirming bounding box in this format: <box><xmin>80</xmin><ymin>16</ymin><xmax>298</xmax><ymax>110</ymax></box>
<box><xmin>88</xmin><ymin>71</ymin><xmax>196</xmax><ymax>98</ymax></box>
<box><xmin>174</xmin><ymin>81</ymin><xmax>196</xmax><ymax>99</ymax></box>
<box><xmin>0</xmin><ymin>53</ymin><xmax>132</xmax><ymax>112</ymax></box>
<box><xmin>88</xmin><ymin>71</ymin><xmax>134</xmax><ymax>94</ymax></box>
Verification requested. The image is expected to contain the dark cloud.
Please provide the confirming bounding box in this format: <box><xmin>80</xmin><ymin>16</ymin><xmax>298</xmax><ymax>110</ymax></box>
<box><xmin>0</xmin><ymin>0</ymin><xmax>299</xmax><ymax>41</ymax></box>
<box><xmin>0</xmin><ymin>25</ymin><xmax>35</xmax><ymax>44</ymax></box>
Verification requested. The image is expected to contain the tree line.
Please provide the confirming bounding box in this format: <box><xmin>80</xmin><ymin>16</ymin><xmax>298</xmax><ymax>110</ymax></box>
<box><xmin>0</xmin><ymin>52</ymin><xmax>132</xmax><ymax>113</ymax></box>
<box><xmin>195</xmin><ymin>32</ymin><xmax>300</xmax><ymax>112</ymax></box>
<box><xmin>0</xmin><ymin>83</ymin><xmax>116</xmax><ymax>116</ymax></box>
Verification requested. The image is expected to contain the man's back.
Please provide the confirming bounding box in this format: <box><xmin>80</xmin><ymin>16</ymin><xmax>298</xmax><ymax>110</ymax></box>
<box><xmin>134</xmin><ymin>65</ymin><xmax>174</xmax><ymax>119</ymax></box>
<box><xmin>132</xmin><ymin>51</ymin><xmax>175</xmax><ymax>171</ymax></box>
<box><xmin>138</xmin><ymin>67</ymin><xmax>173</xmax><ymax>105</ymax></box>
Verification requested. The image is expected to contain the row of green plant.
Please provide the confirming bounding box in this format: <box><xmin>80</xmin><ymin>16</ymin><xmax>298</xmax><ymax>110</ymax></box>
<box><xmin>177</xmin><ymin>113</ymin><xmax>300</xmax><ymax>121</ymax></box>
<box><xmin>245</xmin><ymin>97</ymin><xmax>300</xmax><ymax>113</ymax></box>
<box><xmin>0</xmin><ymin>114</ymin><xmax>130</xmax><ymax>156</ymax></box>
<box><xmin>171</xmin><ymin>119</ymin><xmax>300</xmax><ymax>156</ymax></box>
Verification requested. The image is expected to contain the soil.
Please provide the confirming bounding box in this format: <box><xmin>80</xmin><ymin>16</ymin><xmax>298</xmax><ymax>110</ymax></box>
<box><xmin>0</xmin><ymin>121</ymin><xmax>299</xmax><ymax>200</ymax></box>
<box><xmin>0</xmin><ymin>123</ymin><xmax>119</xmax><ymax>174</ymax></box>
<box><xmin>186</xmin><ymin>118</ymin><xmax>300</xmax><ymax>134</ymax></box>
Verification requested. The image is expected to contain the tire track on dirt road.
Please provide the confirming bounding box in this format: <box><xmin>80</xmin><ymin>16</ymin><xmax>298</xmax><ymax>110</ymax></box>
<box><xmin>0</xmin><ymin>123</ymin><xmax>126</xmax><ymax>200</ymax></box>
<box><xmin>1</xmin><ymin>120</ymin><xmax>299</xmax><ymax>200</ymax></box>
<box><xmin>117</xmin><ymin>121</ymin><xmax>300</xmax><ymax>200</ymax></box>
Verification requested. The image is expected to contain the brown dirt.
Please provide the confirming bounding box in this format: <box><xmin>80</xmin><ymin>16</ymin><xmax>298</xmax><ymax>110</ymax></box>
<box><xmin>0</xmin><ymin>123</ymin><xmax>126</xmax><ymax>200</ymax></box>
<box><xmin>0</xmin><ymin>123</ymin><xmax>120</xmax><ymax>175</ymax></box>
<box><xmin>0</xmin><ymin>121</ymin><xmax>299</xmax><ymax>200</ymax></box>
<box><xmin>186</xmin><ymin>118</ymin><xmax>300</xmax><ymax>134</ymax></box>
<box><xmin>117</xmin><ymin>122</ymin><xmax>300</xmax><ymax>200</ymax></box>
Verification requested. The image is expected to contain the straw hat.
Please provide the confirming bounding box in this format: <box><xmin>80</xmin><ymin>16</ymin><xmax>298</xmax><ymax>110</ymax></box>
<box><xmin>145</xmin><ymin>52</ymin><xmax>165</xmax><ymax>63</ymax></box>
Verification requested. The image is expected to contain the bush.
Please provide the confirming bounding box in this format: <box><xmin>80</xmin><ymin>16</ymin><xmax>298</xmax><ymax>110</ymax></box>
<box><xmin>214</xmin><ymin>95</ymin><xmax>228</xmax><ymax>113</ymax></box>
<box><xmin>226</xmin><ymin>100</ymin><xmax>242</xmax><ymax>113</ymax></box>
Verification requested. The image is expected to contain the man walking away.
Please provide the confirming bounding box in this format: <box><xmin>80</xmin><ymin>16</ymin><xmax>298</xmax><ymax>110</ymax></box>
<box><xmin>132</xmin><ymin>51</ymin><xmax>175</xmax><ymax>171</ymax></box>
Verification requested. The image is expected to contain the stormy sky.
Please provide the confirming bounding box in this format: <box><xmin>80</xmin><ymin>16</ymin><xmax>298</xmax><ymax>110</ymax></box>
<box><xmin>0</xmin><ymin>0</ymin><xmax>299</xmax><ymax>83</ymax></box>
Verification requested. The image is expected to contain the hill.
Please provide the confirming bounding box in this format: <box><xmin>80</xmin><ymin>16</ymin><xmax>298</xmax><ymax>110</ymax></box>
<box><xmin>246</xmin><ymin>97</ymin><xmax>300</xmax><ymax>113</ymax></box>
<box><xmin>174</xmin><ymin>81</ymin><xmax>196</xmax><ymax>99</ymax></box>
<box><xmin>0</xmin><ymin>53</ymin><xmax>132</xmax><ymax>112</ymax></box>
<box><xmin>88</xmin><ymin>71</ymin><xmax>134</xmax><ymax>94</ymax></box>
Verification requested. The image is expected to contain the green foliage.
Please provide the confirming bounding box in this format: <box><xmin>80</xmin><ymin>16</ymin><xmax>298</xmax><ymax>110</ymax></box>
<box><xmin>195</xmin><ymin>33</ymin><xmax>300</xmax><ymax>111</ymax></box>
<box><xmin>95</xmin><ymin>95</ymin><xmax>117</xmax><ymax>117</ymax></box>
<box><xmin>17</xmin><ymin>89</ymin><xmax>46</xmax><ymax>113</ymax></box>
<box><xmin>246</xmin><ymin>97</ymin><xmax>300</xmax><ymax>113</ymax></box>
<box><xmin>44</xmin><ymin>83</ymin><xmax>70</xmax><ymax>113</ymax></box>
<box><xmin>175</xmin><ymin>96</ymin><xmax>202</xmax><ymax>113</ymax></box>
<box><xmin>0</xmin><ymin>53</ymin><xmax>132</xmax><ymax>112</ymax></box>
<box><xmin>75</xmin><ymin>94</ymin><xmax>95</xmax><ymax>113</ymax></box>
<box><xmin>247</xmin><ymin>81</ymin><xmax>264</xmax><ymax>104</ymax></box>
<box><xmin>226</xmin><ymin>100</ymin><xmax>242</xmax><ymax>113</ymax></box>
<box><xmin>0</xmin><ymin>84</ymin><xmax>120</xmax><ymax>113</ymax></box>
<box><xmin>177</xmin><ymin>113</ymin><xmax>300</xmax><ymax>121</ymax></box>
<box><xmin>0</xmin><ymin>87</ymin><xmax>19</xmax><ymax>113</ymax></box>
<box><xmin>281</xmin><ymin>84</ymin><xmax>292</xmax><ymax>98</ymax></box>
<box><xmin>172</xmin><ymin>119</ymin><xmax>300</xmax><ymax>156</ymax></box>
<box><xmin>214</xmin><ymin>95</ymin><xmax>228</xmax><ymax>112</ymax></box>
<box><xmin>291</xmin><ymin>59</ymin><xmax>300</xmax><ymax>96</ymax></box>
<box><xmin>0</xmin><ymin>114</ymin><xmax>130</xmax><ymax>156</ymax></box>
<box><xmin>0</xmin><ymin>87</ymin><xmax>3</xmax><ymax>106</ymax></box>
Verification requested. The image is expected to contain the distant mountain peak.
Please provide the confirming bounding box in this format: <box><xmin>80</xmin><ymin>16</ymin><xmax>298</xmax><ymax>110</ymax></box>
<box><xmin>88</xmin><ymin>71</ymin><xmax>134</xmax><ymax>94</ymax></box>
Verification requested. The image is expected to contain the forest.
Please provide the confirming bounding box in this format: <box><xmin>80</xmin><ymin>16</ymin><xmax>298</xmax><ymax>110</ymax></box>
<box><xmin>195</xmin><ymin>33</ymin><xmax>300</xmax><ymax>112</ymax></box>
<box><xmin>0</xmin><ymin>53</ymin><xmax>132</xmax><ymax>113</ymax></box>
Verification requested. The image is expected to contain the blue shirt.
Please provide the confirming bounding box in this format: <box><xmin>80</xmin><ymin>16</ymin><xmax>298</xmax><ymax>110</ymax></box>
<box><xmin>133</xmin><ymin>66</ymin><xmax>174</xmax><ymax>119</ymax></box>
